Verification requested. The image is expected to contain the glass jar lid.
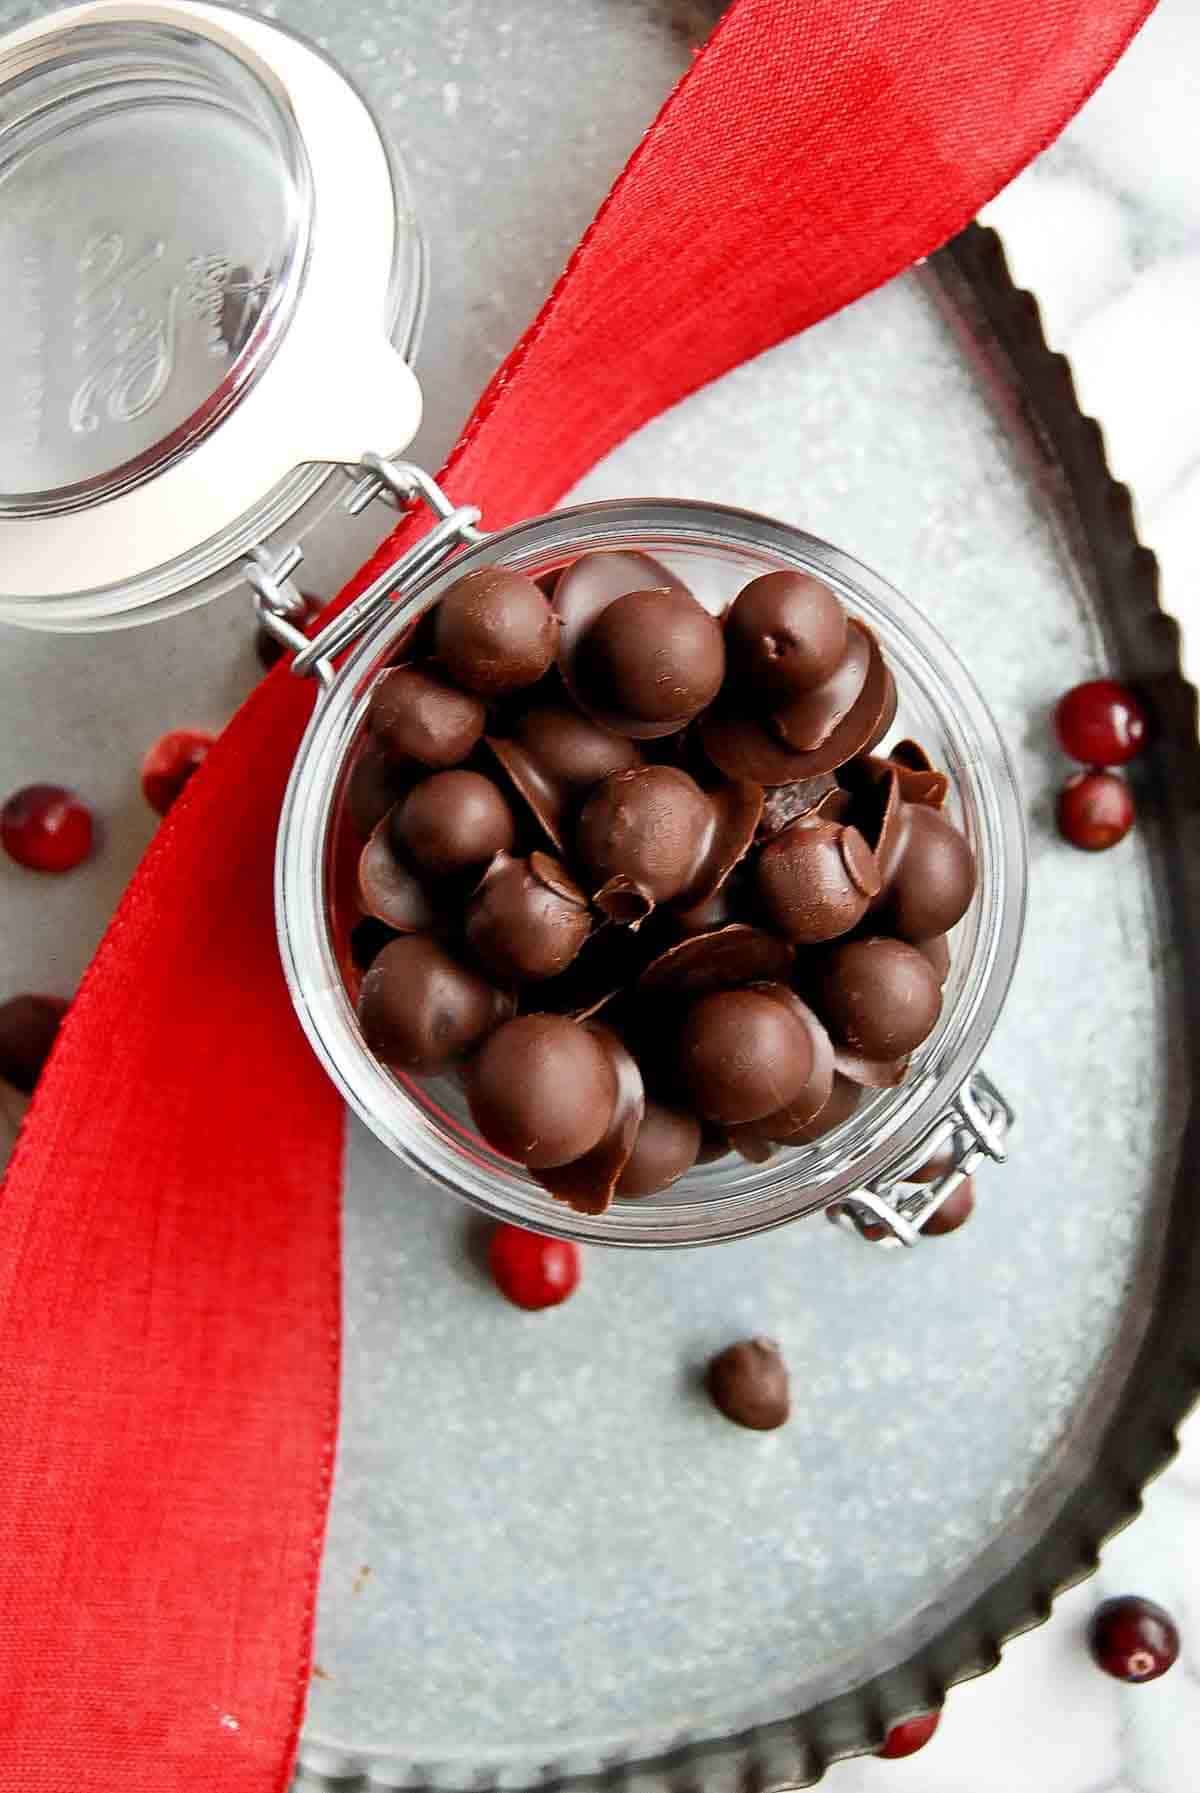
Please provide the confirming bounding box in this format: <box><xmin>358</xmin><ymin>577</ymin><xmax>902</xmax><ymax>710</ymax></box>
<box><xmin>0</xmin><ymin>0</ymin><xmax>423</xmax><ymax>625</ymax></box>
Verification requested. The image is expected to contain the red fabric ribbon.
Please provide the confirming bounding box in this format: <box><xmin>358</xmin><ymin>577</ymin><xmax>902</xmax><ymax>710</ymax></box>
<box><xmin>0</xmin><ymin>1</ymin><xmax>1151</xmax><ymax>1786</ymax></box>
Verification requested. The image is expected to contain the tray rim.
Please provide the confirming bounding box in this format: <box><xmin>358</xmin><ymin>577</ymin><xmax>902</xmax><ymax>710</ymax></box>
<box><xmin>295</xmin><ymin>222</ymin><xmax>1200</xmax><ymax>1791</ymax></box>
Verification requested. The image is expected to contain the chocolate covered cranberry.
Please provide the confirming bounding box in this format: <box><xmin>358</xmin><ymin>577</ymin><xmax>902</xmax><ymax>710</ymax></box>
<box><xmin>0</xmin><ymin>994</ymin><xmax>68</xmax><ymax>1093</ymax></box>
<box><xmin>615</xmin><ymin>1100</ymin><xmax>702</xmax><ymax>1196</ymax></box>
<box><xmin>571</xmin><ymin>588</ymin><xmax>725</xmax><ymax>738</ymax></box>
<box><xmin>725</xmin><ymin>570</ymin><xmax>847</xmax><ymax>699</ymax></box>
<box><xmin>391</xmin><ymin>771</ymin><xmax>514</xmax><ymax>879</ymax></box>
<box><xmin>678</xmin><ymin>987</ymin><xmax>816</xmax><ymax>1126</ymax></box>
<box><xmin>756</xmin><ymin>817</ymin><xmax>880</xmax><ymax>944</ymax></box>
<box><xmin>435</xmin><ymin>568</ymin><xmax>557</xmax><ymax>696</ymax></box>
<box><xmin>465</xmin><ymin>852</ymin><xmax>592</xmax><ymax>982</ymax></box>
<box><xmin>707</xmin><ymin>1338</ymin><xmax>790</xmax><ymax>1430</ymax></box>
<box><xmin>814</xmin><ymin>938</ymin><xmax>942</xmax><ymax>1059</ymax></box>
<box><xmin>358</xmin><ymin>936</ymin><xmax>507</xmax><ymax>1074</ymax></box>
<box><xmin>466</xmin><ymin>1014</ymin><xmax>618</xmax><ymax>1169</ymax></box>
<box><xmin>882</xmin><ymin>805</ymin><xmax>975</xmax><ymax>941</ymax></box>
<box><xmin>367</xmin><ymin>664</ymin><xmax>485</xmax><ymax>769</ymax></box>
<box><xmin>577</xmin><ymin>765</ymin><xmax>712</xmax><ymax>917</ymax></box>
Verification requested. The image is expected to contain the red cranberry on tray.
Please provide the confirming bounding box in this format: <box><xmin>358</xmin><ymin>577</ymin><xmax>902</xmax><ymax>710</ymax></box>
<box><xmin>1088</xmin><ymin>1595</ymin><xmax>1179</xmax><ymax>1683</ymax></box>
<box><xmin>1057</xmin><ymin>770</ymin><xmax>1134</xmax><ymax>852</ymax></box>
<box><xmin>1</xmin><ymin>784</ymin><xmax>94</xmax><ymax>874</ymax></box>
<box><xmin>1055</xmin><ymin>679</ymin><xmax>1146</xmax><ymax>767</ymax></box>
<box><xmin>141</xmin><ymin>730</ymin><xmax>215</xmax><ymax>817</ymax></box>
<box><xmin>488</xmin><ymin>1223</ymin><xmax>581</xmax><ymax>1310</ymax></box>
<box><xmin>877</xmin><ymin>1710</ymin><xmax>941</xmax><ymax>1757</ymax></box>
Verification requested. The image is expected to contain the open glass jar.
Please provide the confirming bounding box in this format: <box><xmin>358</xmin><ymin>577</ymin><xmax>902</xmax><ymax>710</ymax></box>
<box><xmin>276</xmin><ymin>487</ymin><xmax>1026</xmax><ymax>1247</ymax></box>
<box><xmin>0</xmin><ymin>2</ymin><xmax>1025</xmax><ymax>1247</ymax></box>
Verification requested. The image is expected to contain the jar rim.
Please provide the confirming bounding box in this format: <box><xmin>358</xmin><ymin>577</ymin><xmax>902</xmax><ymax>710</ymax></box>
<box><xmin>276</xmin><ymin>497</ymin><xmax>1028</xmax><ymax>1247</ymax></box>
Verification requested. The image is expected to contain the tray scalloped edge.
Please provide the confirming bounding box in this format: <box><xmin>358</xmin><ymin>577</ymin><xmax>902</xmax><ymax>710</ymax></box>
<box><xmin>295</xmin><ymin>221</ymin><xmax>1200</xmax><ymax>1793</ymax></box>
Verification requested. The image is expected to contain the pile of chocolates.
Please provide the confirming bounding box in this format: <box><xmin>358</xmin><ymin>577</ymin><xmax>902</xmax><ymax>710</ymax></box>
<box><xmin>336</xmin><ymin>552</ymin><xmax>976</xmax><ymax>1212</ymax></box>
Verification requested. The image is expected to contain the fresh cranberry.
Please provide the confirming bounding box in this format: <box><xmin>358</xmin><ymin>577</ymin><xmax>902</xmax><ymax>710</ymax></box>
<box><xmin>878</xmin><ymin>1711</ymin><xmax>940</xmax><ymax>1758</ymax></box>
<box><xmin>0</xmin><ymin>994</ymin><xmax>69</xmax><ymax>1093</ymax></box>
<box><xmin>1055</xmin><ymin>680</ymin><xmax>1147</xmax><ymax>767</ymax></box>
<box><xmin>488</xmin><ymin>1224</ymin><xmax>581</xmax><ymax>1310</ymax></box>
<box><xmin>1057</xmin><ymin>770</ymin><xmax>1134</xmax><ymax>851</ymax></box>
<box><xmin>1</xmin><ymin>785</ymin><xmax>94</xmax><ymax>873</ymax></box>
<box><xmin>256</xmin><ymin>595</ymin><xmax>320</xmax><ymax>670</ymax></box>
<box><xmin>1089</xmin><ymin>1595</ymin><xmax>1179</xmax><ymax>1682</ymax></box>
<box><xmin>141</xmin><ymin>729</ymin><xmax>214</xmax><ymax>817</ymax></box>
<box><xmin>921</xmin><ymin>1176</ymin><xmax>975</xmax><ymax>1235</ymax></box>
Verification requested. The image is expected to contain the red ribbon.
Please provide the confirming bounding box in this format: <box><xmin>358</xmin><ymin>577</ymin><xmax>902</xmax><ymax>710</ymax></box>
<box><xmin>0</xmin><ymin>1</ymin><xmax>1151</xmax><ymax>1786</ymax></box>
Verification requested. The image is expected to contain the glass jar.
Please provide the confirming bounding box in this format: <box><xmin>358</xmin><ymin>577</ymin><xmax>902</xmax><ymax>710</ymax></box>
<box><xmin>0</xmin><ymin>0</ymin><xmax>424</xmax><ymax>628</ymax></box>
<box><xmin>276</xmin><ymin>490</ymin><xmax>1027</xmax><ymax>1247</ymax></box>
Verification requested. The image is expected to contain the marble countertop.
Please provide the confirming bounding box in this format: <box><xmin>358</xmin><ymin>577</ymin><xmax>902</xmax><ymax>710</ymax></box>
<box><xmin>0</xmin><ymin>0</ymin><xmax>1196</xmax><ymax>1786</ymax></box>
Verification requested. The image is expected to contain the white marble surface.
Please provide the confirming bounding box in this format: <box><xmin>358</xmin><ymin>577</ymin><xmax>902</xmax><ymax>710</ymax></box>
<box><xmin>0</xmin><ymin>0</ymin><xmax>1197</xmax><ymax>1786</ymax></box>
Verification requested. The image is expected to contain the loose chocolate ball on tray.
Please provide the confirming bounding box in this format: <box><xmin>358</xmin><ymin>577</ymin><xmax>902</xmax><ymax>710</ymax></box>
<box><xmin>366</xmin><ymin>663</ymin><xmax>486</xmax><ymax>769</ymax></box>
<box><xmin>813</xmin><ymin>937</ymin><xmax>943</xmax><ymax>1060</ymax></box>
<box><xmin>707</xmin><ymin>1337</ymin><xmax>790</xmax><ymax>1430</ymax></box>
<box><xmin>724</xmin><ymin>570</ymin><xmax>848</xmax><ymax>700</ymax></box>
<box><xmin>466</xmin><ymin>1013</ymin><xmax>619</xmax><ymax>1169</ymax></box>
<box><xmin>390</xmin><ymin>771</ymin><xmax>515</xmax><ymax>880</ymax></box>
<box><xmin>434</xmin><ymin>567</ymin><xmax>558</xmax><ymax>697</ymax></box>
<box><xmin>358</xmin><ymin>936</ymin><xmax>509</xmax><ymax>1075</ymax></box>
<box><xmin>465</xmin><ymin>851</ymin><xmax>592</xmax><ymax>982</ymax></box>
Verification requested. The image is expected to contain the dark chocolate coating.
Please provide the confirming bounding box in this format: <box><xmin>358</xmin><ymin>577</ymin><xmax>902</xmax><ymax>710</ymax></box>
<box><xmin>577</xmin><ymin>765</ymin><xmax>712</xmax><ymax>908</ymax></box>
<box><xmin>755</xmin><ymin>818</ymin><xmax>879</xmax><ymax>944</ymax></box>
<box><xmin>615</xmin><ymin>1099</ymin><xmax>702</xmax><ymax>1196</ymax></box>
<box><xmin>639</xmin><ymin>925</ymin><xmax>793</xmax><ymax>998</ymax></box>
<box><xmin>358</xmin><ymin>817</ymin><xmax>438</xmax><ymax>932</ymax></box>
<box><xmin>390</xmin><ymin>771</ymin><xmax>515</xmax><ymax>879</ymax></box>
<box><xmin>358</xmin><ymin>936</ymin><xmax>506</xmax><ymax>1074</ymax></box>
<box><xmin>725</xmin><ymin>571</ymin><xmax>848</xmax><ymax>700</ymax></box>
<box><xmin>487</xmin><ymin>706</ymin><xmax>641</xmax><ymax>850</ymax></box>
<box><xmin>434</xmin><ymin>568</ymin><xmax>557</xmax><ymax>697</ymax></box>
<box><xmin>814</xmin><ymin>937</ymin><xmax>942</xmax><ymax>1059</ymax></box>
<box><xmin>465</xmin><ymin>851</ymin><xmax>592</xmax><ymax>982</ymax></box>
<box><xmin>572</xmin><ymin>588</ymin><xmax>725</xmax><ymax>739</ymax></box>
<box><xmin>707</xmin><ymin>1337</ymin><xmax>790</xmax><ymax>1431</ymax></box>
<box><xmin>918</xmin><ymin>933</ymin><xmax>952</xmax><ymax>985</ymax></box>
<box><xmin>882</xmin><ymin>804</ymin><xmax>976</xmax><ymax>941</ymax></box>
<box><xmin>533</xmin><ymin>1024</ymin><xmax>644</xmax><ymax>1211</ymax></box>
<box><xmin>725</xmin><ymin>986</ymin><xmax>834</xmax><ymax>1148</ymax></box>
<box><xmin>770</xmin><ymin>621</ymin><xmax>869</xmax><ymax>751</ymax></box>
<box><xmin>366</xmin><ymin>664</ymin><xmax>486</xmax><ymax>768</ymax></box>
<box><xmin>757</xmin><ymin>773</ymin><xmax>842</xmax><ymax>840</ymax></box>
<box><xmin>699</xmin><ymin>621</ymin><xmax>889</xmax><ymax>783</ymax></box>
<box><xmin>921</xmin><ymin>1178</ymin><xmax>975</xmax><ymax>1235</ymax></box>
<box><xmin>466</xmin><ymin>1013</ymin><xmax>618</xmax><ymax>1169</ymax></box>
<box><xmin>680</xmin><ymin>780</ymin><xmax>763</xmax><ymax>909</ymax></box>
<box><xmin>678</xmin><ymin>987</ymin><xmax>816</xmax><ymax>1125</ymax></box>
<box><xmin>790</xmin><ymin>1070</ymin><xmax>861</xmax><ymax>1142</ymax></box>
<box><xmin>344</xmin><ymin>742</ymin><xmax>405</xmax><ymax>838</ymax></box>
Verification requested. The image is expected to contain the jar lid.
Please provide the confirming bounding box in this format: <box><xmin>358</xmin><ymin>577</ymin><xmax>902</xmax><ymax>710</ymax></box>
<box><xmin>0</xmin><ymin>0</ymin><xmax>422</xmax><ymax>624</ymax></box>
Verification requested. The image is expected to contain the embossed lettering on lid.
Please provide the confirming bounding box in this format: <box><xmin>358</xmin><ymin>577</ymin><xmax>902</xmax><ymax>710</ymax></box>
<box><xmin>0</xmin><ymin>21</ymin><xmax>310</xmax><ymax>516</ymax></box>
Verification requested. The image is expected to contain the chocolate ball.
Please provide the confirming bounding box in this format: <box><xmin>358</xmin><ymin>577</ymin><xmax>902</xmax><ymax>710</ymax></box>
<box><xmin>0</xmin><ymin>993</ymin><xmax>67</xmax><ymax>1094</ymax></box>
<box><xmin>357</xmin><ymin>937</ymin><xmax>506</xmax><ymax>1074</ymax></box>
<box><xmin>577</xmin><ymin>765</ymin><xmax>711</xmax><ymax>908</ymax></box>
<box><xmin>814</xmin><ymin>938</ymin><xmax>942</xmax><ymax>1059</ymax></box>
<box><xmin>755</xmin><ymin>818</ymin><xmax>880</xmax><ymax>944</ymax></box>
<box><xmin>707</xmin><ymin>1337</ymin><xmax>790</xmax><ymax>1431</ymax></box>
<box><xmin>884</xmin><ymin>805</ymin><xmax>976</xmax><ymax>941</ymax></box>
<box><xmin>344</xmin><ymin>742</ymin><xmax>404</xmax><ymax>837</ymax></box>
<box><xmin>434</xmin><ymin>568</ymin><xmax>557</xmax><ymax>697</ymax></box>
<box><xmin>516</xmin><ymin>705</ymin><xmax>641</xmax><ymax>788</ymax></box>
<box><xmin>390</xmin><ymin>771</ymin><xmax>514</xmax><ymax>879</ymax></box>
<box><xmin>678</xmin><ymin>987</ymin><xmax>816</xmax><ymax>1126</ymax></box>
<box><xmin>572</xmin><ymin>588</ymin><xmax>725</xmax><ymax>738</ymax></box>
<box><xmin>366</xmin><ymin>664</ymin><xmax>486</xmax><ymax>768</ymax></box>
<box><xmin>465</xmin><ymin>852</ymin><xmax>592</xmax><ymax>982</ymax></box>
<box><xmin>466</xmin><ymin>1014</ymin><xmax>619</xmax><ymax>1169</ymax></box>
<box><xmin>615</xmin><ymin>1100</ymin><xmax>702</xmax><ymax>1196</ymax></box>
<box><xmin>725</xmin><ymin>571</ymin><xmax>847</xmax><ymax>699</ymax></box>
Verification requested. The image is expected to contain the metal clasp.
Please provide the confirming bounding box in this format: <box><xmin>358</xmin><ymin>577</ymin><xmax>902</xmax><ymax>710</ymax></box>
<box><xmin>826</xmin><ymin>1068</ymin><xmax>1013</xmax><ymax>1247</ymax></box>
<box><xmin>244</xmin><ymin>454</ymin><xmax>483</xmax><ymax>689</ymax></box>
